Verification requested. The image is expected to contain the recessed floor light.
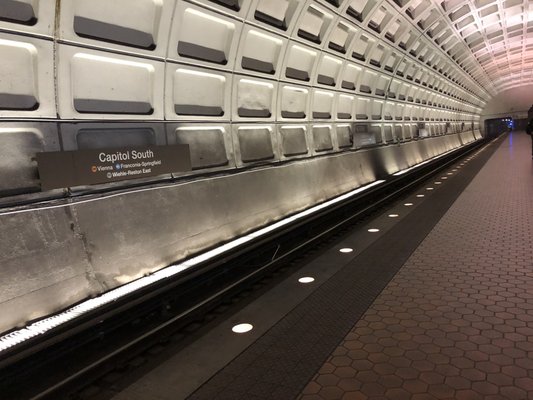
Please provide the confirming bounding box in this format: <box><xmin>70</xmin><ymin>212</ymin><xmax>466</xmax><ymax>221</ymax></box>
<box><xmin>404</xmin><ymin>203</ymin><xmax>413</xmax><ymax>206</ymax></box>
<box><xmin>339</xmin><ymin>248</ymin><xmax>353</xmax><ymax>253</ymax></box>
<box><xmin>232</xmin><ymin>323</ymin><xmax>253</xmax><ymax>333</ymax></box>
<box><xmin>368</xmin><ymin>228</ymin><xmax>380</xmax><ymax>232</ymax></box>
<box><xmin>447</xmin><ymin>172</ymin><xmax>453</xmax><ymax>175</ymax></box>
<box><xmin>426</xmin><ymin>187</ymin><xmax>434</xmax><ymax>190</ymax></box>
<box><xmin>435</xmin><ymin>182</ymin><xmax>442</xmax><ymax>185</ymax></box>
<box><xmin>416</xmin><ymin>194</ymin><xmax>425</xmax><ymax>198</ymax></box>
<box><xmin>388</xmin><ymin>214</ymin><xmax>399</xmax><ymax>218</ymax></box>
<box><xmin>441</xmin><ymin>177</ymin><xmax>447</xmax><ymax>180</ymax></box>
<box><xmin>298</xmin><ymin>277</ymin><xmax>315</xmax><ymax>284</ymax></box>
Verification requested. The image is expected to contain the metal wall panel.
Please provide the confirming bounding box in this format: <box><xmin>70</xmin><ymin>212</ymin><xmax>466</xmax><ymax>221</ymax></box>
<box><xmin>312</xmin><ymin>89</ymin><xmax>334</xmax><ymax>119</ymax></box>
<box><xmin>235</xmin><ymin>25</ymin><xmax>287</xmax><ymax>78</ymax></box>
<box><xmin>59</xmin><ymin>0</ymin><xmax>175</xmax><ymax>57</ymax></box>
<box><xmin>168</xmin><ymin>2</ymin><xmax>242</xmax><ymax>70</ymax></box>
<box><xmin>279</xmin><ymin>84</ymin><xmax>309</xmax><ymax>120</ymax></box>
<box><xmin>283</xmin><ymin>42</ymin><xmax>319</xmax><ymax>83</ymax></box>
<box><xmin>57</xmin><ymin>45</ymin><xmax>165</xmax><ymax>120</ymax></box>
<box><xmin>278</xmin><ymin>124</ymin><xmax>309</xmax><ymax>158</ymax></box>
<box><xmin>327</xmin><ymin>21</ymin><xmax>356</xmax><ymax>54</ymax></box>
<box><xmin>312</xmin><ymin>124</ymin><xmax>334</xmax><ymax>152</ymax></box>
<box><xmin>233</xmin><ymin>125</ymin><xmax>277</xmax><ymax>164</ymax></box>
<box><xmin>0</xmin><ymin>122</ymin><xmax>59</xmax><ymax>197</ymax></box>
<box><xmin>169</xmin><ymin>124</ymin><xmax>233</xmax><ymax>171</ymax></box>
<box><xmin>336</xmin><ymin>124</ymin><xmax>353</xmax><ymax>148</ymax></box>
<box><xmin>316</xmin><ymin>54</ymin><xmax>343</xmax><ymax>87</ymax></box>
<box><xmin>248</xmin><ymin>0</ymin><xmax>304</xmax><ymax>34</ymax></box>
<box><xmin>166</xmin><ymin>63</ymin><xmax>231</xmax><ymax>121</ymax></box>
<box><xmin>0</xmin><ymin>0</ymin><xmax>55</xmax><ymax>37</ymax></box>
<box><xmin>355</xmin><ymin>96</ymin><xmax>370</xmax><ymax>120</ymax></box>
<box><xmin>337</xmin><ymin>94</ymin><xmax>354</xmax><ymax>119</ymax></box>
<box><xmin>234</xmin><ymin>76</ymin><xmax>276</xmax><ymax>120</ymax></box>
<box><xmin>293</xmin><ymin>3</ymin><xmax>334</xmax><ymax>47</ymax></box>
<box><xmin>0</xmin><ymin>32</ymin><xmax>55</xmax><ymax>118</ymax></box>
<box><xmin>341</xmin><ymin>63</ymin><xmax>362</xmax><ymax>91</ymax></box>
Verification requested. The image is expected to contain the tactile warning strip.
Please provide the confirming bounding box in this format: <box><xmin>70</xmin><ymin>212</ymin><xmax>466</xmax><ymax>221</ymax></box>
<box><xmin>187</xmin><ymin>137</ymin><xmax>502</xmax><ymax>400</ymax></box>
<box><xmin>299</xmin><ymin>133</ymin><xmax>533</xmax><ymax>400</ymax></box>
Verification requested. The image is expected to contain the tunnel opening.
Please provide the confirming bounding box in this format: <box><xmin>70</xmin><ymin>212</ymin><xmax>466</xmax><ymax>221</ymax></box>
<box><xmin>484</xmin><ymin>117</ymin><xmax>513</xmax><ymax>139</ymax></box>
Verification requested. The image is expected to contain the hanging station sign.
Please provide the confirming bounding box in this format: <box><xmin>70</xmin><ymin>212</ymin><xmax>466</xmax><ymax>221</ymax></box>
<box><xmin>36</xmin><ymin>145</ymin><xmax>191</xmax><ymax>190</ymax></box>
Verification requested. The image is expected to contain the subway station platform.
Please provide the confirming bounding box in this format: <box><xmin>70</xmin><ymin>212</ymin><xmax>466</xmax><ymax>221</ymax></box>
<box><xmin>107</xmin><ymin>131</ymin><xmax>533</xmax><ymax>400</ymax></box>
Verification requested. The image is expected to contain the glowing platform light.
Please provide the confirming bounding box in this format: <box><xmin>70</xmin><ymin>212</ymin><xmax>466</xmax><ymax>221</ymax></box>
<box><xmin>426</xmin><ymin>187</ymin><xmax>434</xmax><ymax>191</ymax></box>
<box><xmin>232</xmin><ymin>323</ymin><xmax>253</xmax><ymax>333</ymax></box>
<box><xmin>388</xmin><ymin>214</ymin><xmax>399</xmax><ymax>218</ymax></box>
<box><xmin>416</xmin><ymin>194</ymin><xmax>425</xmax><ymax>198</ymax></box>
<box><xmin>298</xmin><ymin>277</ymin><xmax>315</xmax><ymax>284</ymax></box>
<box><xmin>404</xmin><ymin>203</ymin><xmax>414</xmax><ymax>206</ymax></box>
<box><xmin>368</xmin><ymin>228</ymin><xmax>380</xmax><ymax>232</ymax></box>
<box><xmin>339</xmin><ymin>248</ymin><xmax>354</xmax><ymax>253</ymax></box>
<box><xmin>435</xmin><ymin>181</ymin><xmax>442</xmax><ymax>185</ymax></box>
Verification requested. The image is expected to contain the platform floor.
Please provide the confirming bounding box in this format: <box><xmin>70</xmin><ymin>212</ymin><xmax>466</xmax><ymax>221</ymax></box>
<box><xmin>297</xmin><ymin>134</ymin><xmax>533</xmax><ymax>400</ymax></box>
<box><xmin>111</xmin><ymin>131</ymin><xmax>533</xmax><ymax>400</ymax></box>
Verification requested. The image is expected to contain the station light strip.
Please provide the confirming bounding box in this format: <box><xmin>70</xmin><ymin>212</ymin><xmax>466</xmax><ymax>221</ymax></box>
<box><xmin>0</xmin><ymin>179</ymin><xmax>385</xmax><ymax>353</ymax></box>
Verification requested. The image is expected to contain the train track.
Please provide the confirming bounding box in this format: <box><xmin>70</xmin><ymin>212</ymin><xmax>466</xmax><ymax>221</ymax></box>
<box><xmin>0</xmin><ymin>138</ymin><xmax>490</xmax><ymax>400</ymax></box>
